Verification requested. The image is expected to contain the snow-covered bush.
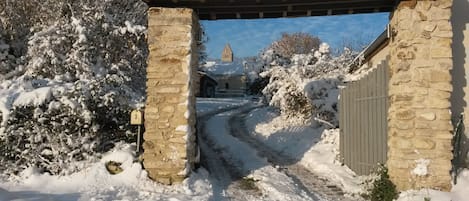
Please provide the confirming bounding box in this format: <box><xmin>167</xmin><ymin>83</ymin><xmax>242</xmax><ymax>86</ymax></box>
<box><xmin>0</xmin><ymin>0</ymin><xmax>147</xmax><ymax>175</ymax></box>
<box><xmin>260</xmin><ymin>43</ymin><xmax>355</xmax><ymax>126</ymax></box>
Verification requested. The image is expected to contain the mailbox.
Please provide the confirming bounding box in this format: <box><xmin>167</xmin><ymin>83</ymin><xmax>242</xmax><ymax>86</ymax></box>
<box><xmin>130</xmin><ymin>110</ymin><xmax>143</xmax><ymax>125</ymax></box>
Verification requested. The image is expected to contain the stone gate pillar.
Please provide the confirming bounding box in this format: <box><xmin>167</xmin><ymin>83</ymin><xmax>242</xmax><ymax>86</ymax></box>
<box><xmin>387</xmin><ymin>0</ymin><xmax>454</xmax><ymax>191</ymax></box>
<box><xmin>143</xmin><ymin>7</ymin><xmax>199</xmax><ymax>185</ymax></box>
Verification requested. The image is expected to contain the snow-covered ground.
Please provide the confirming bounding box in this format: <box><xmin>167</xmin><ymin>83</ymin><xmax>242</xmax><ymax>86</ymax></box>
<box><xmin>0</xmin><ymin>142</ymin><xmax>214</xmax><ymax>201</ymax></box>
<box><xmin>196</xmin><ymin>97</ymin><xmax>249</xmax><ymax>116</ymax></box>
<box><xmin>245</xmin><ymin>107</ymin><xmax>365</xmax><ymax>197</ymax></box>
<box><xmin>203</xmin><ymin>106</ymin><xmax>316</xmax><ymax>201</ymax></box>
<box><xmin>245</xmin><ymin>106</ymin><xmax>469</xmax><ymax>201</ymax></box>
<box><xmin>1</xmin><ymin>97</ymin><xmax>468</xmax><ymax>201</ymax></box>
<box><xmin>0</xmin><ymin>98</ymin><xmax>248</xmax><ymax>201</ymax></box>
<box><xmin>0</xmin><ymin>98</ymin><xmax>313</xmax><ymax>201</ymax></box>
<box><xmin>396</xmin><ymin>170</ymin><xmax>469</xmax><ymax>201</ymax></box>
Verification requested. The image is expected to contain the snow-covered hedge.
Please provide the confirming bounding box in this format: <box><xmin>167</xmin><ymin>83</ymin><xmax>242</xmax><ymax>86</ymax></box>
<box><xmin>260</xmin><ymin>43</ymin><xmax>356</xmax><ymax>126</ymax></box>
<box><xmin>0</xmin><ymin>0</ymin><xmax>147</xmax><ymax>175</ymax></box>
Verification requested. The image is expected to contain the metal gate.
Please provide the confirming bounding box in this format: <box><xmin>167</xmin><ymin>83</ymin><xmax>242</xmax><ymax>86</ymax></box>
<box><xmin>339</xmin><ymin>59</ymin><xmax>389</xmax><ymax>175</ymax></box>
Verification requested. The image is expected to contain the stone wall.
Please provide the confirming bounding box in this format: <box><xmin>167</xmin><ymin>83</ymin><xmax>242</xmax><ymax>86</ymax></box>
<box><xmin>143</xmin><ymin>7</ymin><xmax>199</xmax><ymax>185</ymax></box>
<box><xmin>387</xmin><ymin>0</ymin><xmax>454</xmax><ymax>191</ymax></box>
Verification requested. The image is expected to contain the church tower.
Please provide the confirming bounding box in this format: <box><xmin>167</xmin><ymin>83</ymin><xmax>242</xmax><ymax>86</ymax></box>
<box><xmin>221</xmin><ymin>43</ymin><xmax>233</xmax><ymax>62</ymax></box>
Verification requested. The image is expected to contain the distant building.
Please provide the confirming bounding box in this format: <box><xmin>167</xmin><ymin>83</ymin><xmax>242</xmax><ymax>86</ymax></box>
<box><xmin>221</xmin><ymin>44</ymin><xmax>233</xmax><ymax>63</ymax></box>
<box><xmin>197</xmin><ymin>71</ymin><xmax>217</xmax><ymax>97</ymax></box>
<box><xmin>199</xmin><ymin>43</ymin><xmax>247</xmax><ymax>97</ymax></box>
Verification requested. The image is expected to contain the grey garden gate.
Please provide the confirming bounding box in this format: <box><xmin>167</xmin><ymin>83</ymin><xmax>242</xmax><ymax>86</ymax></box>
<box><xmin>339</xmin><ymin>59</ymin><xmax>389</xmax><ymax>175</ymax></box>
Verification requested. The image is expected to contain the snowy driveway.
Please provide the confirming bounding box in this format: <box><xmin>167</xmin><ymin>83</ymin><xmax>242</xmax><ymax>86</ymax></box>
<box><xmin>197</xmin><ymin>100</ymin><xmax>357</xmax><ymax>201</ymax></box>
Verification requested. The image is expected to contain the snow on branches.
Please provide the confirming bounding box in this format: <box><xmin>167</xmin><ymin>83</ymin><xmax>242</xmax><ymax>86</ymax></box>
<box><xmin>0</xmin><ymin>0</ymin><xmax>147</xmax><ymax>175</ymax></box>
<box><xmin>260</xmin><ymin>42</ymin><xmax>355</xmax><ymax>126</ymax></box>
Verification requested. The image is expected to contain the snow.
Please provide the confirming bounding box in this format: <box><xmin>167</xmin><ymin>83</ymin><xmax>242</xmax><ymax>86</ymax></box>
<box><xmin>0</xmin><ymin>143</ymin><xmax>214</xmax><ymax>201</ymax></box>
<box><xmin>204</xmin><ymin>108</ymin><xmax>314</xmax><ymax>201</ymax></box>
<box><xmin>196</xmin><ymin>97</ymin><xmax>249</xmax><ymax>116</ymax></box>
<box><xmin>175</xmin><ymin>125</ymin><xmax>189</xmax><ymax>132</ymax></box>
<box><xmin>1</xmin><ymin>91</ymin><xmax>468</xmax><ymax>201</ymax></box>
<box><xmin>13</xmin><ymin>87</ymin><xmax>52</xmax><ymax>107</ymax></box>
<box><xmin>200</xmin><ymin>59</ymin><xmax>245</xmax><ymax>76</ymax></box>
<box><xmin>244</xmin><ymin>107</ymin><xmax>365</xmax><ymax>196</ymax></box>
<box><xmin>411</xmin><ymin>159</ymin><xmax>430</xmax><ymax>176</ymax></box>
<box><xmin>0</xmin><ymin>97</ymin><xmax>12</xmax><ymax>127</ymax></box>
<box><xmin>397</xmin><ymin>169</ymin><xmax>469</xmax><ymax>201</ymax></box>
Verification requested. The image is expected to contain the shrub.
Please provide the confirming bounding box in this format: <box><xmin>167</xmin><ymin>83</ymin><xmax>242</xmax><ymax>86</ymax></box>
<box><xmin>259</xmin><ymin>41</ymin><xmax>355</xmax><ymax>125</ymax></box>
<box><xmin>0</xmin><ymin>0</ymin><xmax>147</xmax><ymax>175</ymax></box>
<box><xmin>365</xmin><ymin>165</ymin><xmax>398</xmax><ymax>201</ymax></box>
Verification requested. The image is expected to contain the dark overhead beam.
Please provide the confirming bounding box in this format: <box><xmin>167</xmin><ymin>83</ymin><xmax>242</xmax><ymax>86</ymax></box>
<box><xmin>144</xmin><ymin>0</ymin><xmax>394</xmax><ymax>20</ymax></box>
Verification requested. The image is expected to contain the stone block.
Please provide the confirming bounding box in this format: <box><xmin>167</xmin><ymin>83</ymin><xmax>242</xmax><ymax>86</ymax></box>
<box><xmin>430</xmin><ymin>82</ymin><xmax>452</xmax><ymax>92</ymax></box>
<box><xmin>415</xmin><ymin>120</ymin><xmax>452</xmax><ymax>130</ymax></box>
<box><xmin>154</xmin><ymin>86</ymin><xmax>181</xmax><ymax>94</ymax></box>
<box><xmin>437</xmin><ymin>59</ymin><xmax>452</xmax><ymax>70</ymax></box>
<box><xmin>391</xmin><ymin>94</ymin><xmax>414</xmax><ymax>102</ymax></box>
<box><xmin>390</xmin><ymin>128</ymin><xmax>414</xmax><ymax>138</ymax></box>
<box><xmin>148</xmin><ymin>25</ymin><xmax>192</xmax><ymax>36</ymax></box>
<box><xmin>147</xmin><ymin>72</ymin><xmax>174</xmax><ymax>79</ymax></box>
<box><xmin>148</xmin><ymin>7</ymin><xmax>194</xmax><ymax>26</ymax></box>
<box><xmin>390</xmin><ymin>119</ymin><xmax>414</xmax><ymax>130</ymax></box>
<box><xmin>417</xmin><ymin>1</ymin><xmax>432</xmax><ymax>11</ymax></box>
<box><xmin>428</xmin><ymin>88</ymin><xmax>451</xmax><ymax>99</ymax></box>
<box><xmin>145</xmin><ymin>130</ymin><xmax>170</xmax><ymax>141</ymax></box>
<box><xmin>423</xmin><ymin>24</ymin><xmax>437</xmax><ymax>32</ymax></box>
<box><xmin>390</xmin><ymin>137</ymin><xmax>413</xmax><ymax>149</ymax></box>
<box><xmin>146</xmin><ymin>96</ymin><xmax>164</xmax><ymax>105</ymax></box>
<box><xmin>430</xmin><ymin>47</ymin><xmax>452</xmax><ymax>58</ymax></box>
<box><xmin>413</xmin><ymin>59</ymin><xmax>434</xmax><ymax>68</ymax></box>
<box><xmin>397</xmin><ymin>50</ymin><xmax>416</xmax><ymax>60</ymax></box>
<box><xmin>432</xmin><ymin>0</ymin><xmax>453</xmax><ymax>9</ymax></box>
<box><xmin>422</xmin><ymin>98</ymin><xmax>451</xmax><ymax>109</ymax></box>
<box><xmin>412</xmin><ymin>138</ymin><xmax>436</xmax><ymax>149</ymax></box>
<box><xmin>392</xmin><ymin>73</ymin><xmax>412</xmax><ymax>85</ymax></box>
<box><xmin>395</xmin><ymin>109</ymin><xmax>416</xmax><ymax>120</ymax></box>
<box><xmin>432</xmin><ymin>31</ymin><xmax>453</xmax><ymax>38</ymax></box>
<box><xmin>436</xmin><ymin>20</ymin><xmax>452</xmax><ymax>31</ymax></box>
<box><xmin>161</xmin><ymin>105</ymin><xmax>175</xmax><ymax>113</ymax></box>
<box><xmin>429</xmin><ymin>7</ymin><xmax>451</xmax><ymax>20</ymax></box>
<box><xmin>417</xmin><ymin>112</ymin><xmax>436</xmax><ymax>121</ymax></box>
<box><xmin>150</xmin><ymin>48</ymin><xmax>191</xmax><ymax>58</ymax></box>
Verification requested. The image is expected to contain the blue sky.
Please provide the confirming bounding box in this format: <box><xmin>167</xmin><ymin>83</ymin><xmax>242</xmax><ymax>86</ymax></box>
<box><xmin>201</xmin><ymin>13</ymin><xmax>390</xmax><ymax>59</ymax></box>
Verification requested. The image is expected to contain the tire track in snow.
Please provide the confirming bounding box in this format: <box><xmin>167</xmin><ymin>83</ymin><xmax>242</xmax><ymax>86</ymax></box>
<box><xmin>228</xmin><ymin>106</ymin><xmax>358</xmax><ymax>201</ymax></box>
<box><xmin>197</xmin><ymin>103</ymin><xmax>262</xmax><ymax>201</ymax></box>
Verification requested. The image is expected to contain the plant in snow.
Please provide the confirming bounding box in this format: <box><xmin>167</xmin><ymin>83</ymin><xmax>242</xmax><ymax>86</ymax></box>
<box><xmin>363</xmin><ymin>165</ymin><xmax>398</xmax><ymax>201</ymax></box>
<box><xmin>0</xmin><ymin>0</ymin><xmax>148</xmax><ymax>175</ymax></box>
<box><xmin>260</xmin><ymin>42</ymin><xmax>356</xmax><ymax>126</ymax></box>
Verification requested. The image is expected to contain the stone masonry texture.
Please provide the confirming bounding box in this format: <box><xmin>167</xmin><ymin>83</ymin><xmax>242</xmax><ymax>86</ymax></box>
<box><xmin>143</xmin><ymin>7</ymin><xmax>199</xmax><ymax>185</ymax></box>
<box><xmin>387</xmin><ymin>0</ymin><xmax>454</xmax><ymax>191</ymax></box>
